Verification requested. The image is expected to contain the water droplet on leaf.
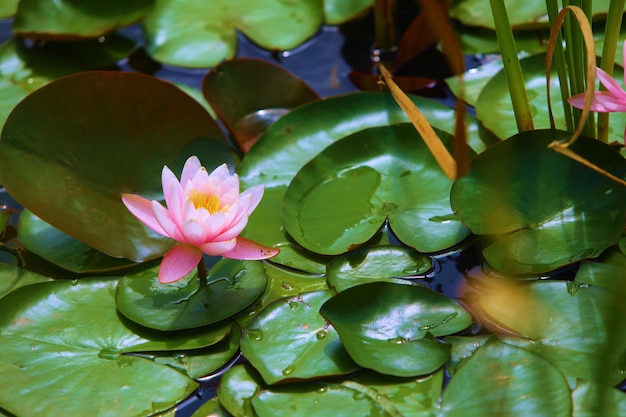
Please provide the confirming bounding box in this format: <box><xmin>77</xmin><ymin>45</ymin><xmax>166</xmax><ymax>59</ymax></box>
<box><xmin>247</xmin><ymin>329</ymin><xmax>264</xmax><ymax>341</ymax></box>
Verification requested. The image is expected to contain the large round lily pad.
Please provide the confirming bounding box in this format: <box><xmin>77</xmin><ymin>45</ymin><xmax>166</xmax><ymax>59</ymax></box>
<box><xmin>283</xmin><ymin>124</ymin><xmax>472</xmax><ymax>255</ymax></box>
<box><xmin>451</xmin><ymin>129</ymin><xmax>626</xmax><ymax>274</ymax></box>
<box><xmin>320</xmin><ymin>281</ymin><xmax>472</xmax><ymax>377</ymax></box>
<box><xmin>239</xmin><ymin>92</ymin><xmax>490</xmax><ymax>271</ymax></box>
<box><xmin>240</xmin><ymin>290</ymin><xmax>360</xmax><ymax>385</ymax></box>
<box><xmin>0</xmin><ymin>71</ymin><xmax>231</xmax><ymax>262</ymax></box>
<box><xmin>142</xmin><ymin>0</ymin><xmax>323</xmax><ymax>67</ymax></box>
<box><xmin>0</xmin><ymin>278</ymin><xmax>198</xmax><ymax>417</ymax></box>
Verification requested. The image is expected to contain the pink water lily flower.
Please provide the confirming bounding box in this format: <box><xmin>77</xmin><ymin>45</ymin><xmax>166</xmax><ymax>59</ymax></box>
<box><xmin>568</xmin><ymin>40</ymin><xmax>626</xmax><ymax>115</ymax></box>
<box><xmin>122</xmin><ymin>156</ymin><xmax>278</xmax><ymax>283</ymax></box>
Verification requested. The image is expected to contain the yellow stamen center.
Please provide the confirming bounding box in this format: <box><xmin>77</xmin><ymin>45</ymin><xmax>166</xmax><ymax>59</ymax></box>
<box><xmin>190</xmin><ymin>191</ymin><xmax>221</xmax><ymax>214</ymax></box>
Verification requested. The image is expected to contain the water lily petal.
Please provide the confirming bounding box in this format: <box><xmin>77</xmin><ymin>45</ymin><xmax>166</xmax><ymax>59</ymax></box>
<box><xmin>122</xmin><ymin>194</ymin><xmax>167</xmax><ymax>236</ymax></box>
<box><xmin>221</xmin><ymin>237</ymin><xmax>280</xmax><ymax>260</ymax></box>
<box><xmin>181</xmin><ymin>219</ymin><xmax>208</xmax><ymax>246</ymax></box>
<box><xmin>162</xmin><ymin>166</ymin><xmax>183</xmax><ymax>221</ymax></box>
<box><xmin>567</xmin><ymin>92</ymin><xmax>625</xmax><ymax>112</ymax></box>
<box><xmin>152</xmin><ymin>200</ymin><xmax>184</xmax><ymax>241</ymax></box>
<box><xmin>199</xmin><ymin>239</ymin><xmax>237</xmax><ymax>256</ymax></box>
<box><xmin>180</xmin><ymin>156</ymin><xmax>202</xmax><ymax>187</ymax></box>
<box><xmin>241</xmin><ymin>185</ymin><xmax>264</xmax><ymax>213</ymax></box>
<box><xmin>200</xmin><ymin>211</ymin><xmax>228</xmax><ymax>241</ymax></box>
<box><xmin>158</xmin><ymin>243</ymin><xmax>203</xmax><ymax>283</ymax></box>
<box><xmin>596</xmin><ymin>68</ymin><xmax>626</xmax><ymax>102</ymax></box>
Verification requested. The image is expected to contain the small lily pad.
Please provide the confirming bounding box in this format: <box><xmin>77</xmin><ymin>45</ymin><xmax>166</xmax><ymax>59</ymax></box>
<box><xmin>283</xmin><ymin>124</ymin><xmax>472</xmax><ymax>255</ymax></box>
<box><xmin>240</xmin><ymin>290</ymin><xmax>360</xmax><ymax>385</ymax></box>
<box><xmin>326</xmin><ymin>245</ymin><xmax>431</xmax><ymax>291</ymax></box>
<box><xmin>320</xmin><ymin>282</ymin><xmax>472</xmax><ymax>377</ymax></box>
<box><xmin>116</xmin><ymin>259</ymin><xmax>267</xmax><ymax>331</ymax></box>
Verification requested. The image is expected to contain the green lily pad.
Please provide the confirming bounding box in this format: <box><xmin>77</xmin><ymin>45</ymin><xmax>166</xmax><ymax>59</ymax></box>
<box><xmin>239</xmin><ymin>92</ymin><xmax>491</xmax><ymax>270</ymax></box>
<box><xmin>0</xmin><ymin>263</ymin><xmax>52</xmax><ymax>299</ymax></box>
<box><xmin>324</xmin><ymin>0</ymin><xmax>372</xmax><ymax>24</ymax></box>
<box><xmin>252</xmin><ymin>381</ymin><xmax>404</xmax><ymax>417</ymax></box>
<box><xmin>202</xmin><ymin>58</ymin><xmax>319</xmax><ymax>154</ymax></box>
<box><xmin>116</xmin><ymin>259</ymin><xmax>267</xmax><ymax>331</ymax></box>
<box><xmin>0</xmin><ymin>278</ymin><xmax>198</xmax><ymax>417</ymax></box>
<box><xmin>240</xmin><ymin>290</ymin><xmax>360</xmax><ymax>385</ymax></box>
<box><xmin>254</xmin><ymin>261</ymin><xmax>329</xmax><ymax>315</ymax></box>
<box><xmin>283</xmin><ymin>124</ymin><xmax>472</xmax><ymax>255</ymax></box>
<box><xmin>13</xmin><ymin>0</ymin><xmax>152</xmax><ymax>39</ymax></box>
<box><xmin>475</xmin><ymin>53</ymin><xmax>626</xmax><ymax>143</ymax></box>
<box><xmin>480</xmin><ymin>279</ymin><xmax>626</xmax><ymax>385</ymax></box>
<box><xmin>326</xmin><ymin>245</ymin><xmax>431</xmax><ymax>292</ymax></box>
<box><xmin>450</xmin><ymin>0</ymin><xmax>612</xmax><ymax>30</ymax></box>
<box><xmin>320</xmin><ymin>282</ymin><xmax>472</xmax><ymax>377</ymax></box>
<box><xmin>450</xmin><ymin>129</ymin><xmax>626</xmax><ymax>274</ymax></box>
<box><xmin>440</xmin><ymin>337</ymin><xmax>571</xmax><ymax>417</ymax></box>
<box><xmin>147</xmin><ymin>322</ymin><xmax>241</xmax><ymax>379</ymax></box>
<box><xmin>217</xmin><ymin>363</ymin><xmax>264</xmax><ymax>417</ymax></box>
<box><xmin>0</xmin><ymin>0</ymin><xmax>17</xmax><ymax>18</ymax></box>
<box><xmin>142</xmin><ymin>0</ymin><xmax>323</xmax><ymax>67</ymax></box>
<box><xmin>0</xmin><ymin>71</ymin><xmax>231</xmax><ymax>262</ymax></box>
<box><xmin>191</xmin><ymin>397</ymin><xmax>230</xmax><ymax>417</ymax></box>
<box><xmin>572</xmin><ymin>379</ymin><xmax>626</xmax><ymax>417</ymax></box>
<box><xmin>0</xmin><ymin>35</ymin><xmax>137</xmax><ymax>131</ymax></box>
<box><xmin>17</xmin><ymin>209</ymin><xmax>138</xmax><ymax>273</ymax></box>
<box><xmin>351</xmin><ymin>369</ymin><xmax>443</xmax><ymax>417</ymax></box>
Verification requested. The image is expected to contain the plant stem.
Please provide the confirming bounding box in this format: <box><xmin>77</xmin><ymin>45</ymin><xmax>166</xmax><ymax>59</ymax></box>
<box><xmin>373</xmin><ymin>0</ymin><xmax>397</xmax><ymax>68</ymax></box>
<box><xmin>597</xmin><ymin>0</ymin><xmax>626</xmax><ymax>142</ymax></box>
<box><xmin>197</xmin><ymin>256</ymin><xmax>208</xmax><ymax>288</ymax></box>
<box><xmin>546</xmin><ymin>0</ymin><xmax>574</xmax><ymax>131</ymax></box>
<box><xmin>489</xmin><ymin>0</ymin><xmax>534</xmax><ymax>132</ymax></box>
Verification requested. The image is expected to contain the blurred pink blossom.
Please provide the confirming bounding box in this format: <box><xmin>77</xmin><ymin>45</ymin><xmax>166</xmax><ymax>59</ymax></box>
<box><xmin>123</xmin><ymin>156</ymin><xmax>278</xmax><ymax>283</ymax></box>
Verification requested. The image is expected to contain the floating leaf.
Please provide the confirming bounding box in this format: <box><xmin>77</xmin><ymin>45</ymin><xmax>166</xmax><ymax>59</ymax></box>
<box><xmin>13</xmin><ymin>0</ymin><xmax>152</xmax><ymax>39</ymax></box>
<box><xmin>351</xmin><ymin>369</ymin><xmax>442</xmax><ymax>417</ymax></box>
<box><xmin>241</xmin><ymin>290</ymin><xmax>360</xmax><ymax>385</ymax></box>
<box><xmin>478</xmin><ymin>278</ymin><xmax>626</xmax><ymax>385</ymax></box>
<box><xmin>283</xmin><ymin>124</ymin><xmax>472</xmax><ymax>255</ymax></box>
<box><xmin>451</xmin><ymin>129</ymin><xmax>626</xmax><ymax>274</ymax></box>
<box><xmin>142</xmin><ymin>0</ymin><xmax>323</xmax><ymax>67</ymax></box>
<box><xmin>320</xmin><ymin>282</ymin><xmax>472</xmax><ymax>377</ymax></box>
<box><xmin>0</xmin><ymin>263</ymin><xmax>51</xmax><ymax>299</ymax></box>
<box><xmin>324</xmin><ymin>0</ymin><xmax>372</xmax><ymax>24</ymax></box>
<box><xmin>572</xmin><ymin>379</ymin><xmax>626</xmax><ymax>417</ymax></box>
<box><xmin>450</xmin><ymin>0</ymin><xmax>612</xmax><ymax>30</ymax></box>
<box><xmin>0</xmin><ymin>278</ymin><xmax>197</xmax><ymax>417</ymax></box>
<box><xmin>475</xmin><ymin>53</ymin><xmax>626</xmax><ymax>143</ymax></box>
<box><xmin>217</xmin><ymin>363</ymin><xmax>264</xmax><ymax>417</ymax></box>
<box><xmin>148</xmin><ymin>323</ymin><xmax>241</xmax><ymax>379</ymax></box>
<box><xmin>239</xmin><ymin>92</ymin><xmax>490</xmax><ymax>270</ymax></box>
<box><xmin>202</xmin><ymin>58</ymin><xmax>319</xmax><ymax>153</ymax></box>
<box><xmin>17</xmin><ymin>209</ymin><xmax>137</xmax><ymax>273</ymax></box>
<box><xmin>190</xmin><ymin>397</ymin><xmax>230</xmax><ymax>417</ymax></box>
<box><xmin>0</xmin><ymin>1</ymin><xmax>17</xmax><ymax>18</ymax></box>
<box><xmin>326</xmin><ymin>245</ymin><xmax>431</xmax><ymax>291</ymax></box>
<box><xmin>0</xmin><ymin>71</ymin><xmax>231</xmax><ymax>262</ymax></box>
<box><xmin>0</xmin><ymin>36</ymin><xmax>137</xmax><ymax>130</ymax></box>
<box><xmin>116</xmin><ymin>259</ymin><xmax>267</xmax><ymax>331</ymax></box>
<box><xmin>440</xmin><ymin>337</ymin><xmax>571</xmax><ymax>417</ymax></box>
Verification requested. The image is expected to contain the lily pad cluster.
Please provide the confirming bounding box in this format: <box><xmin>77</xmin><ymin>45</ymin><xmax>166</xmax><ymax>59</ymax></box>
<box><xmin>0</xmin><ymin>6</ymin><xmax>625</xmax><ymax>416</ymax></box>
